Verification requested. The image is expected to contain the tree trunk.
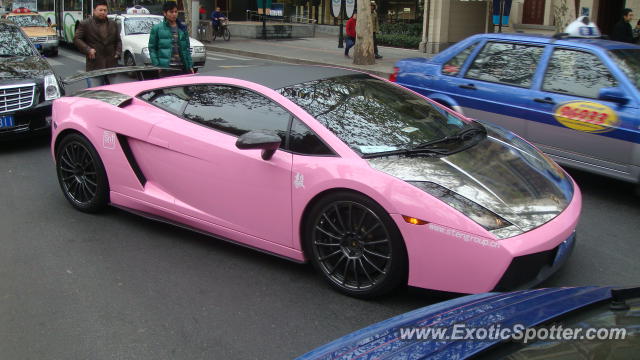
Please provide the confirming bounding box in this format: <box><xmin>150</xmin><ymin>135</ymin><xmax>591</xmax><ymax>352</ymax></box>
<box><xmin>184</xmin><ymin>0</ymin><xmax>192</xmax><ymax>36</ymax></box>
<box><xmin>353</xmin><ymin>1</ymin><xmax>375</xmax><ymax>65</ymax></box>
<box><xmin>553</xmin><ymin>0</ymin><xmax>576</xmax><ymax>33</ymax></box>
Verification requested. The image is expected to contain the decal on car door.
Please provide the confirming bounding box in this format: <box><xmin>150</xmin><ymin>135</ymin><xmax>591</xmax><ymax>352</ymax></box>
<box><xmin>553</xmin><ymin>100</ymin><xmax>619</xmax><ymax>133</ymax></box>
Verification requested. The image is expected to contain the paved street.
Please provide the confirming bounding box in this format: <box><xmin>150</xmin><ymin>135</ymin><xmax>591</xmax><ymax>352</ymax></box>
<box><xmin>0</xmin><ymin>48</ymin><xmax>638</xmax><ymax>359</ymax></box>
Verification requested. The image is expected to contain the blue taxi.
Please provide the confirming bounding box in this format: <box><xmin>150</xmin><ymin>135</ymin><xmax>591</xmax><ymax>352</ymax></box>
<box><xmin>390</xmin><ymin>31</ymin><xmax>640</xmax><ymax>189</ymax></box>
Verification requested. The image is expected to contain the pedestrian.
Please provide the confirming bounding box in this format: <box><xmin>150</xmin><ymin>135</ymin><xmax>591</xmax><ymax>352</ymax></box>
<box><xmin>148</xmin><ymin>1</ymin><xmax>194</xmax><ymax>74</ymax></box>
<box><xmin>611</xmin><ymin>8</ymin><xmax>634</xmax><ymax>43</ymax></box>
<box><xmin>345</xmin><ymin>12</ymin><xmax>356</xmax><ymax>57</ymax></box>
<box><xmin>371</xmin><ymin>1</ymin><xmax>382</xmax><ymax>59</ymax></box>
<box><xmin>211</xmin><ymin>6</ymin><xmax>225</xmax><ymax>35</ymax></box>
<box><xmin>73</xmin><ymin>0</ymin><xmax>121</xmax><ymax>85</ymax></box>
<box><xmin>634</xmin><ymin>19</ymin><xmax>640</xmax><ymax>43</ymax></box>
<box><xmin>199</xmin><ymin>5</ymin><xmax>207</xmax><ymax>20</ymax></box>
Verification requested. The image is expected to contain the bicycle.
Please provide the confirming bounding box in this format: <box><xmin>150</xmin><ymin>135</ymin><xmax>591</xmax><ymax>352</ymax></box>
<box><xmin>213</xmin><ymin>18</ymin><xmax>230</xmax><ymax>41</ymax></box>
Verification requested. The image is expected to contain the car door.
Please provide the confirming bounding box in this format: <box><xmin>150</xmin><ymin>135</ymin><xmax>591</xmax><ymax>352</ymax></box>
<box><xmin>140</xmin><ymin>84</ymin><xmax>295</xmax><ymax>248</ymax></box>
<box><xmin>525</xmin><ymin>46</ymin><xmax>638</xmax><ymax>174</ymax></box>
<box><xmin>447</xmin><ymin>40</ymin><xmax>547</xmax><ymax>137</ymax></box>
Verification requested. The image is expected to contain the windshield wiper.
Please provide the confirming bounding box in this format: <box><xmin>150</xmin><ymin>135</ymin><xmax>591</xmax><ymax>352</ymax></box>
<box><xmin>362</xmin><ymin>147</ymin><xmax>450</xmax><ymax>159</ymax></box>
<box><xmin>126</xmin><ymin>32</ymin><xmax>148</xmax><ymax>35</ymax></box>
<box><xmin>413</xmin><ymin>124</ymin><xmax>486</xmax><ymax>150</ymax></box>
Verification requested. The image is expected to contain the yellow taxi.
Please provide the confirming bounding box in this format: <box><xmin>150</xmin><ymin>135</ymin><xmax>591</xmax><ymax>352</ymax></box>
<box><xmin>5</xmin><ymin>7</ymin><xmax>58</xmax><ymax>56</ymax></box>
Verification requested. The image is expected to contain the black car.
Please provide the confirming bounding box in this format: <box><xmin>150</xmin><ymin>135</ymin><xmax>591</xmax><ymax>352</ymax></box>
<box><xmin>0</xmin><ymin>20</ymin><xmax>62</xmax><ymax>139</ymax></box>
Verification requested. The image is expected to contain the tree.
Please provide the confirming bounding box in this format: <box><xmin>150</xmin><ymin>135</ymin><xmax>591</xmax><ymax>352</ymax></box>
<box><xmin>553</xmin><ymin>0</ymin><xmax>576</xmax><ymax>33</ymax></box>
<box><xmin>183</xmin><ymin>0</ymin><xmax>192</xmax><ymax>36</ymax></box>
<box><xmin>353</xmin><ymin>1</ymin><xmax>375</xmax><ymax>65</ymax></box>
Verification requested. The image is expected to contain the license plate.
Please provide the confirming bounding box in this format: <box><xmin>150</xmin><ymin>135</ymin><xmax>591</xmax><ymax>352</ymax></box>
<box><xmin>0</xmin><ymin>115</ymin><xmax>14</xmax><ymax>128</ymax></box>
<box><xmin>35</xmin><ymin>43</ymin><xmax>42</xmax><ymax>50</ymax></box>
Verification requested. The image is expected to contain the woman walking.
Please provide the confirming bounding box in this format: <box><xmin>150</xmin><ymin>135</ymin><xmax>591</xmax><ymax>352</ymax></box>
<box><xmin>148</xmin><ymin>1</ymin><xmax>194</xmax><ymax>74</ymax></box>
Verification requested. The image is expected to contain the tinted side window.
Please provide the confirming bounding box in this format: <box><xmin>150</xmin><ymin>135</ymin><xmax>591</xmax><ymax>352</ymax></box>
<box><xmin>182</xmin><ymin>85</ymin><xmax>291</xmax><ymax>142</ymax></box>
<box><xmin>543</xmin><ymin>49</ymin><xmax>617</xmax><ymax>98</ymax></box>
<box><xmin>289</xmin><ymin>118</ymin><xmax>333</xmax><ymax>155</ymax></box>
<box><xmin>465</xmin><ymin>42</ymin><xmax>544</xmax><ymax>87</ymax></box>
<box><xmin>139</xmin><ymin>87</ymin><xmax>189</xmax><ymax>115</ymax></box>
<box><xmin>442</xmin><ymin>43</ymin><xmax>477</xmax><ymax>76</ymax></box>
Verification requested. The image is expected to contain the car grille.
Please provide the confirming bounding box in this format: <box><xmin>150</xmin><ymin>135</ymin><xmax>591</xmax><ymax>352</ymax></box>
<box><xmin>30</xmin><ymin>36</ymin><xmax>47</xmax><ymax>43</ymax></box>
<box><xmin>0</xmin><ymin>84</ymin><xmax>36</xmax><ymax>114</ymax></box>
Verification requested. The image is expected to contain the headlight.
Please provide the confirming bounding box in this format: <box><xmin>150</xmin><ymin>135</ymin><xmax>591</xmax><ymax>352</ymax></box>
<box><xmin>141</xmin><ymin>47</ymin><xmax>150</xmax><ymax>58</ymax></box>
<box><xmin>408</xmin><ymin>181</ymin><xmax>513</xmax><ymax>231</ymax></box>
<box><xmin>192</xmin><ymin>46</ymin><xmax>205</xmax><ymax>54</ymax></box>
<box><xmin>44</xmin><ymin>74</ymin><xmax>60</xmax><ymax>101</ymax></box>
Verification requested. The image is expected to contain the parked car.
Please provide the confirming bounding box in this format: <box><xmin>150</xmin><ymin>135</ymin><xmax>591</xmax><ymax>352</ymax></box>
<box><xmin>391</xmin><ymin>32</ymin><xmax>640</xmax><ymax>189</ymax></box>
<box><xmin>52</xmin><ymin>65</ymin><xmax>580</xmax><ymax>298</ymax></box>
<box><xmin>0</xmin><ymin>20</ymin><xmax>62</xmax><ymax>140</ymax></box>
<box><xmin>5</xmin><ymin>7</ymin><xmax>58</xmax><ymax>56</ymax></box>
<box><xmin>109</xmin><ymin>14</ymin><xmax>206</xmax><ymax>69</ymax></box>
<box><xmin>297</xmin><ymin>286</ymin><xmax>639</xmax><ymax>359</ymax></box>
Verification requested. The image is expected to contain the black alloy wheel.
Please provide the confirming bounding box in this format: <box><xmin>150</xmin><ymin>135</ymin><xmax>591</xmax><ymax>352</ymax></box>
<box><xmin>305</xmin><ymin>192</ymin><xmax>407</xmax><ymax>298</ymax></box>
<box><xmin>56</xmin><ymin>133</ymin><xmax>109</xmax><ymax>213</ymax></box>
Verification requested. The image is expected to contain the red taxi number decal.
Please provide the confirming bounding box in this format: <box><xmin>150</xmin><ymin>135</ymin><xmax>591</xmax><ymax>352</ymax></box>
<box><xmin>553</xmin><ymin>101</ymin><xmax>619</xmax><ymax>133</ymax></box>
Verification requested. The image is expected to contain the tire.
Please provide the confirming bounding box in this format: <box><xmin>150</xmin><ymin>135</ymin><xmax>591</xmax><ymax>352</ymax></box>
<box><xmin>223</xmin><ymin>27</ymin><xmax>230</xmax><ymax>41</ymax></box>
<box><xmin>304</xmin><ymin>191</ymin><xmax>408</xmax><ymax>298</ymax></box>
<box><xmin>49</xmin><ymin>48</ymin><xmax>59</xmax><ymax>57</ymax></box>
<box><xmin>56</xmin><ymin>133</ymin><xmax>109</xmax><ymax>213</ymax></box>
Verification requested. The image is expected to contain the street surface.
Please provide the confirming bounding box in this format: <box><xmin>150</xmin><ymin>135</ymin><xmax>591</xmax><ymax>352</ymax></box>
<box><xmin>0</xmin><ymin>47</ymin><xmax>638</xmax><ymax>359</ymax></box>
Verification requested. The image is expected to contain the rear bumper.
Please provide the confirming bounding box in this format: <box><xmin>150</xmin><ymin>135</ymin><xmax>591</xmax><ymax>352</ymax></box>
<box><xmin>396</xmin><ymin>179</ymin><xmax>582</xmax><ymax>294</ymax></box>
<box><xmin>0</xmin><ymin>100</ymin><xmax>52</xmax><ymax>140</ymax></box>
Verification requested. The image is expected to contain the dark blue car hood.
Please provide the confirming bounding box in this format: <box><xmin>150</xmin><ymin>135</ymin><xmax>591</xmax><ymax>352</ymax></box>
<box><xmin>297</xmin><ymin>287</ymin><xmax>613</xmax><ymax>360</ymax></box>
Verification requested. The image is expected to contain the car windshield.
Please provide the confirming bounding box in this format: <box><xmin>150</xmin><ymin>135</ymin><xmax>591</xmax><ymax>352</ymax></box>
<box><xmin>9</xmin><ymin>15</ymin><xmax>48</xmax><ymax>27</ymax></box>
<box><xmin>277</xmin><ymin>74</ymin><xmax>476</xmax><ymax>156</ymax></box>
<box><xmin>610</xmin><ymin>49</ymin><xmax>640</xmax><ymax>91</ymax></box>
<box><xmin>124</xmin><ymin>17</ymin><xmax>161</xmax><ymax>35</ymax></box>
<box><xmin>0</xmin><ymin>24</ymin><xmax>36</xmax><ymax>56</ymax></box>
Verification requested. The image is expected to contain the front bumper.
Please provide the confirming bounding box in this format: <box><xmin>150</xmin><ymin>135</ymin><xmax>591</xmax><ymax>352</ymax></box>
<box><xmin>31</xmin><ymin>39</ymin><xmax>59</xmax><ymax>52</ymax></box>
<box><xmin>396</xmin><ymin>179</ymin><xmax>582</xmax><ymax>294</ymax></box>
<box><xmin>0</xmin><ymin>100</ymin><xmax>52</xmax><ymax>140</ymax></box>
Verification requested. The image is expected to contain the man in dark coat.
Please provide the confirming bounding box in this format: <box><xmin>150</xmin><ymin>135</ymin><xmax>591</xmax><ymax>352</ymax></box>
<box><xmin>611</xmin><ymin>8</ymin><xmax>634</xmax><ymax>43</ymax></box>
<box><xmin>74</xmin><ymin>0</ymin><xmax>122</xmax><ymax>72</ymax></box>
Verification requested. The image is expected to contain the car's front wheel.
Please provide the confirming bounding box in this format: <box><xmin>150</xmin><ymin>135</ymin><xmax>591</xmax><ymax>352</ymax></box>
<box><xmin>304</xmin><ymin>192</ymin><xmax>408</xmax><ymax>298</ymax></box>
<box><xmin>56</xmin><ymin>133</ymin><xmax>109</xmax><ymax>213</ymax></box>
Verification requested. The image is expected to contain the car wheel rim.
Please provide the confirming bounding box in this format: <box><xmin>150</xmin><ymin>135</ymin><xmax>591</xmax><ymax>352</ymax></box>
<box><xmin>59</xmin><ymin>141</ymin><xmax>98</xmax><ymax>205</ymax></box>
<box><xmin>126</xmin><ymin>55</ymin><xmax>134</xmax><ymax>66</ymax></box>
<box><xmin>312</xmin><ymin>201</ymin><xmax>392</xmax><ymax>291</ymax></box>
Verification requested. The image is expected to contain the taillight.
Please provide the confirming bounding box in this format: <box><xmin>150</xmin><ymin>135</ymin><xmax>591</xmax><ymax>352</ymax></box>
<box><xmin>389</xmin><ymin>67</ymin><xmax>399</xmax><ymax>82</ymax></box>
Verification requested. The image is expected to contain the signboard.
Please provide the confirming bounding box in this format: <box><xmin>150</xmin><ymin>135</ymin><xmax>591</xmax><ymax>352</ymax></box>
<box><xmin>12</xmin><ymin>0</ymin><xmax>38</xmax><ymax>11</ymax></box>
<box><xmin>345</xmin><ymin>0</ymin><xmax>356</xmax><ymax>18</ymax></box>
<box><xmin>331</xmin><ymin>0</ymin><xmax>342</xmax><ymax>18</ymax></box>
<box><xmin>270</xmin><ymin>3</ymin><xmax>284</xmax><ymax>17</ymax></box>
<box><xmin>492</xmin><ymin>0</ymin><xmax>512</xmax><ymax>26</ymax></box>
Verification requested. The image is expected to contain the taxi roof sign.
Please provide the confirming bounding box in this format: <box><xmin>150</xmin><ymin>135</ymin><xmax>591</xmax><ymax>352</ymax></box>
<box><xmin>126</xmin><ymin>5</ymin><xmax>150</xmax><ymax>14</ymax></box>
<box><xmin>12</xmin><ymin>7</ymin><xmax>32</xmax><ymax>13</ymax></box>
<box><xmin>564</xmin><ymin>16</ymin><xmax>601</xmax><ymax>38</ymax></box>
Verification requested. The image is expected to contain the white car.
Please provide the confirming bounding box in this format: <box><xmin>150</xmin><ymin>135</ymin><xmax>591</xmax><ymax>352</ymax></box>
<box><xmin>109</xmin><ymin>14</ymin><xmax>206</xmax><ymax>68</ymax></box>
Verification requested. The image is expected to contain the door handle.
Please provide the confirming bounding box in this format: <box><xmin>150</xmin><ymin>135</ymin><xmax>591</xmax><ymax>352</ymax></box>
<box><xmin>459</xmin><ymin>84</ymin><xmax>476</xmax><ymax>90</ymax></box>
<box><xmin>534</xmin><ymin>97</ymin><xmax>556</xmax><ymax>105</ymax></box>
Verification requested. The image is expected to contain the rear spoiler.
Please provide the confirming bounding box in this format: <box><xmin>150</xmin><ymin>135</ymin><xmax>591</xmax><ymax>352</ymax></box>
<box><xmin>62</xmin><ymin>66</ymin><xmax>184</xmax><ymax>85</ymax></box>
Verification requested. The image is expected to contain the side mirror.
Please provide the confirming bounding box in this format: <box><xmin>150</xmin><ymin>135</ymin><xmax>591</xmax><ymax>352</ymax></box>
<box><xmin>235</xmin><ymin>130</ymin><xmax>281</xmax><ymax>160</ymax></box>
<box><xmin>599</xmin><ymin>87</ymin><xmax>629</xmax><ymax>105</ymax></box>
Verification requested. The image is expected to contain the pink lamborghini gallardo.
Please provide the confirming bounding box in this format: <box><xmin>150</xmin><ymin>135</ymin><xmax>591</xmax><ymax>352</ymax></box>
<box><xmin>52</xmin><ymin>65</ymin><xmax>581</xmax><ymax>298</ymax></box>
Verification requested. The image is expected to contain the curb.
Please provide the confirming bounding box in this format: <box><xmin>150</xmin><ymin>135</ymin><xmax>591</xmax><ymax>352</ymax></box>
<box><xmin>204</xmin><ymin>44</ymin><xmax>393</xmax><ymax>78</ymax></box>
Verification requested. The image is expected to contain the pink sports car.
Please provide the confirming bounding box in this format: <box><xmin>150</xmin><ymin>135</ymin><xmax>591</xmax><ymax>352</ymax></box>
<box><xmin>51</xmin><ymin>65</ymin><xmax>581</xmax><ymax>298</ymax></box>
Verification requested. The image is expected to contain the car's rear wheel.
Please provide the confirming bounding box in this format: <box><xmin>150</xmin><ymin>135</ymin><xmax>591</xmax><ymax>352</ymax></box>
<box><xmin>56</xmin><ymin>133</ymin><xmax>109</xmax><ymax>213</ymax></box>
<box><xmin>304</xmin><ymin>192</ymin><xmax>407</xmax><ymax>298</ymax></box>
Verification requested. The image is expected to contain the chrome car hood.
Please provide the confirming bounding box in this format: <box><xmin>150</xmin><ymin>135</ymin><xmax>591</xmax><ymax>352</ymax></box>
<box><xmin>367</xmin><ymin>124</ymin><xmax>574</xmax><ymax>235</ymax></box>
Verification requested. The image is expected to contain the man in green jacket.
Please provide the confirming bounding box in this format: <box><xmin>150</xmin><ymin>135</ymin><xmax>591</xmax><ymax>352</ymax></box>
<box><xmin>148</xmin><ymin>1</ymin><xmax>194</xmax><ymax>73</ymax></box>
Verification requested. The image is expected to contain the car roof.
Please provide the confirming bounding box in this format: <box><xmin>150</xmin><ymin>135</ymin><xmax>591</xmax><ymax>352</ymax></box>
<box><xmin>111</xmin><ymin>14</ymin><xmax>162</xmax><ymax>19</ymax></box>
<box><xmin>469</xmin><ymin>32</ymin><xmax>639</xmax><ymax>50</ymax></box>
<box><xmin>297</xmin><ymin>287</ymin><xmax>615</xmax><ymax>360</ymax></box>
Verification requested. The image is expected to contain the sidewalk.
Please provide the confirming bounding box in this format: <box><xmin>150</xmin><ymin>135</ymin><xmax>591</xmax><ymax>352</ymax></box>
<box><xmin>203</xmin><ymin>32</ymin><xmax>429</xmax><ymax>78</ymax></box>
